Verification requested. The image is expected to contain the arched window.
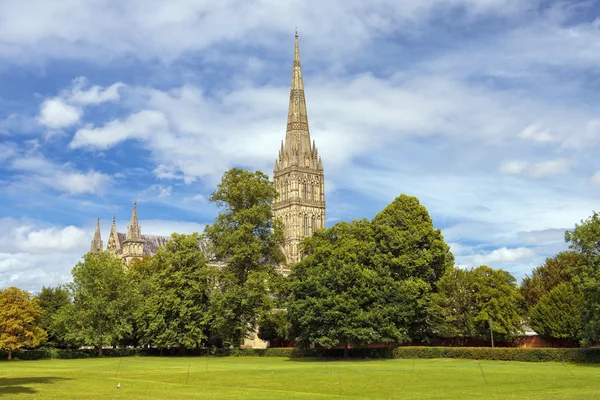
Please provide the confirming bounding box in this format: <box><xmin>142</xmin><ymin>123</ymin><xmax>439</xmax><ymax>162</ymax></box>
<box><xmin>303</xmin><ymin>183</ymin><xmax>307</xmax><ymax>199</ymax></box>
<box><xmin>311</xmin><ymin>215</ymin><xmax>315</xmax><ymax>233</ymax></box>
<box><xmin>311</xmin><ymin>184</ymin><xmax>314</xmax><ymax>201</ymax></box>
<box><xmin>303</xmin><ymin>215</ymin><xmax>308</xmax><ymax>236</ymax></box>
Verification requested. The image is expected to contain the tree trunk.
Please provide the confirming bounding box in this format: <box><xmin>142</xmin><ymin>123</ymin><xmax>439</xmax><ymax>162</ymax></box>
<box><xmin>8</xmin><ymin>349</ymin><xmax>12</xmax><ymax>360</ymax></box>
<box><xmin>343</xmin><ymin>346</ymin><xmax>349</xmax><ymax>360</ymax></box>
<box><xmin>179</xmin><ymin>343</ymin><xmax>185</xmax><ymax>356</ymax></box>
<box><xmin>98</xmin><ymin>345</ymin><xmax>103</xmax><ymax>357</ymax></box>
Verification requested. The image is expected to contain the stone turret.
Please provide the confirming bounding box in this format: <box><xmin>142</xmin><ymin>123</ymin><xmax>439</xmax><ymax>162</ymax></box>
<box><xmin>122</xmin><ymin>202</ymin><xmax>144</xmax><ymax>265</ymax></box>
<box><xmin>89</xmin><ymin>218</ymin><xmax>103</xmax><ymax>253</ymax></box>
<box><xmin>106</xmin><ymin>216</ymin><xmax>121</xmax><ymax>255</ymax></box>
<box><xmin>273</xmin><ymin>32</ymin><xmax>326</xmax><ymax>265</ymax></box>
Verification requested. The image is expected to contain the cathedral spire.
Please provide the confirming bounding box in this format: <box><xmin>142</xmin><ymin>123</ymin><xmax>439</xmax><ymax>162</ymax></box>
<box><xmin>285</xmin><ymin>31</ymin><xmax>311</xmax><ymax>155</ymax></box>
<box><xmin>107</xmin><ymin>216</ymin><xmax>121</xmax><ymax>254</ymax></box>
<box><xmin>90</xmin><ymin>218</ymin><xmax>103</xmax><ymax>253</ymax></box>
<box><xmin>126</xmin><ymin>201</ymin><xmax>142</xmax><ymax>241</ymax></box>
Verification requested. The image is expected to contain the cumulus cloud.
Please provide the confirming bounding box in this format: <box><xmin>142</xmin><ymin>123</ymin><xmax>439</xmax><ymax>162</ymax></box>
<box><xmin>37</xmin><ymin>77</ymin><xmax>124</xmax><ymax>129</ymax></box>
<box><xmin>37</xmin><ymin>98</ymin><xmax>82</xmax><ymax>129</ymax></box>
<box><xmin>499</xmin><ymin>159</ymin><xmax>570</xmax><ymax>178</ymax></box>
<box><xmin>518</xmin><ymin>124</ymin><xmax>556</xmax><ymax>143</ymax></box>
<box><xmin>468</xmin><ymin>247</ymin><xmax>537</xmax><ymax>266</ymax></box>
<box><xmin>70</xmin><ymin>110</ymin><xmax>168</xmax><ymax>149</ymax></box>
<box><xmin>10</xmin><ymin>153</ymin><xmax>111</xmax><ymax>195</ymax></box>
<box><xmin>0</xmin><ymin>0</ymin><xmax>533</xmax><ymax>63</ymax></box>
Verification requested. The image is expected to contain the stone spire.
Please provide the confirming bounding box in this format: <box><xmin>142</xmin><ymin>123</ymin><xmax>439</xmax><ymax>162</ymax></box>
<box><xmin>126</xmin><ymin>201</ymin><xmax>142</xmax><ymax>241</ymax></box>
<box><xmin>122</xmin><ymin>202</ymin><xmax>144</xmax><ymax>266</ymax></box>
<box><xmin>106</xmin><ymin>216</ymin><xmax>121</xmax><ymax>254</ymax></box>
<box><xmin>273</xmin><ymin>32</ymin><xmax>326</xmax><ymax>267</ymax></box>
<box><xmin>284</xmin><ymin>31</ymin><xmax>312</xmax><ymax>158</ymax></box>
<box><xmin>90</xmin><ymin>218</ymin><xmax>103</xmax><ymax>253</ymax></box>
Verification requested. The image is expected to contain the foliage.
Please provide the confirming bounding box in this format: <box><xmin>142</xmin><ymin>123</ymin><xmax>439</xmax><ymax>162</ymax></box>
<box><xmin>432</xmin><ymin>266</ymin><xmax>523</xmax><ymax>342</ymax></box>
<box><xmin>55</xmin><ymin>252</ymin><xmax>136</xmax><ymax>356</ymax></box>
<box><xmin>564</xmin><ymin>211</ymin><xmax>600</xmax><ymax>343</ymax></box>
<box><xmin>520</xmin><ymin>251</ymin><xmax>581</xmax><ymax>311</ymax></box>
<box><xmin>258</xmin><ymin>310</ymin><xmax>291</xmax><ymax>342</ymax></box>
<box><xmin>35</xmin><ymin>285</ymin><xmax>71</xmax><ymax>347</ymax></box>
<box><xmin>529</xmin><ymin>283</ymin><xmax>583</xmax><ymax>340</ymax></box>
<box><xmin>370</xmin><ymin>194</ymin><xmax>454</xmax><ymax>285</ymax></box>
<box><xmin>290</xmin><ymin>218</ymin><xmax>434</xmax><ymax>348</ymax></box>
<box><xmin>204</xmin><ymin>168</ymin><xmax>285</xmax><ymax>345</ymax></box>
<box><xmin>141</xmin><ymin>233</ymin><xmax>214</xmax><ymax>351</ymax></box>
<box><xmin>0</xmin><ymin>287</ymin><xmax>47</xmax><ymax>360</ymax></box>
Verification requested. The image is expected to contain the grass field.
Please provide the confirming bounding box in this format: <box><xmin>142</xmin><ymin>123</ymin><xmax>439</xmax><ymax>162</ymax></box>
<box><xmin>1</xmin><ymin>356</ymin><xmax>599</xmax><ymax>399</ymax></box>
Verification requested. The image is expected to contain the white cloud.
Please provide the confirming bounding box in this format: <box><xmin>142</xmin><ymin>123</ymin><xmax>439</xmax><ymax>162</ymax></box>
<box><xmin>70</xmin><ymin>110</ymin><xmax>168</xmax><ymax>149</ymax></box>
<box><xmin>10</xmin><ymin>154</ymin><xmax>111</xmax><ymax>195</ymax></box>
<box><xmin>469</xmin><ymin>247</ymin><xmax>537</xmax><ymax>266</ymax></box>
<box><xmin>590</xmin><ymin>170</ymin><xmax>600</xmax><ymax>186</ymax></box>
<box><xmin>518</xmin><ymin>124</ymin><xmax>556</xmax><ymax>143</ymax></box>
<box><xmin>183</xmin><ymin>194</ymin><xmax>206</xmax><ymax>202</ymax></box>
<box><xmin>499</xmin><ymin>159</ymin><xmax>570</xmax><ymax>178</ymax></box>
<box><xmin>37</xmin><ymin>98</ymin><xmax>82</xmax><ymax>129</ymax></box>
<box><xmin>36</xmin><ymin>77</ymin><xmax>124</xmax><ymax>130</ymax></box>
<box><xmin>148</xmin><ymin>184</ymin><xmax>172</xmax><ymax>198</ymax></box>
<box><xmin>0</xmin><ymin>0</ymin><xmax>532</xmax><ymax>63</ymax></box>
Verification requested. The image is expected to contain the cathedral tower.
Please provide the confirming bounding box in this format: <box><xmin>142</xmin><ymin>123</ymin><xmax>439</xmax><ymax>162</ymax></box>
<box><xmin>90</xmin><ymin>218</ymin><xmax>103</xmax><ymax>253</ymax></box>
<box><xmin>122</xmin><ymin>202</ymin><xmax>144</xmax><ymax>265</ymax></box>
<box><xmin>273</xmin><ymin>32</ymin><xmax>326</xmax><ymax>265</ymax></box>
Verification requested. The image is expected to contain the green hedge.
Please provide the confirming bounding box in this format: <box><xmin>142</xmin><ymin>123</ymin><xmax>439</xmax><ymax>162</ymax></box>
<box><xmin>3</xmin><ymin>346</ymin><xmax>600</xmax><ymax>363</ymax></box>
<box><xmin>392</xmin><ymin>347</ymin><xmax>600</xmax><ymax>363</ymax></box>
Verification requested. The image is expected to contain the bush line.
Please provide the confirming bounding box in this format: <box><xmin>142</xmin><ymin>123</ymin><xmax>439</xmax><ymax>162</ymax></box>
<box><xmin>3</xmin><ymin>346</ymin><xmax>600</xmax><ymax>363</ymax></box>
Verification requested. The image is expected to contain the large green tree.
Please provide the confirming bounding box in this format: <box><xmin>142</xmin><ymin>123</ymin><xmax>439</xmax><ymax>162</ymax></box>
<box><xmin>56</xmin><ymin>252</ymin><xmax>136</xmax><ymax>356</ymax></box>
<box><xmin>141</xmin><ymin>233</ymin><xmax>214</xmax><ymax>352</ymax></box>
<box><xmin>432</xmin><ymin>266</ymin><xmax>523</xmax><ymax>343</ymax></box>
<box><xmin>529</xmin><ymin>282</ymin><xmax>583</xmax><ymax>341</ymax></box>
<box><xmin>289</xmin><ymin>195</ymin><xmax>453</xmax><ymax>352</ymax></box>
<box><xmin>289</xmin><ymin>220</ymin><xmax>416</xmax><ymax>353</ymax></box>
<box><xmin>35</xmin><ymin>285</ymin><xmax>70</xmax><ymax>347</ymax></box>
<box><xmin>0</xmin><ymin>287</ymin><xmax>47</xmax><ymax>360</ymax></box>
<box><xmin>564</xmin><ymin>211</ymin><xmax>600</xmax><ymax>343</ymax></box>
<box><xmin>520</xmin><ymin>251</ymin><xmax>581</xmax><ymax>312</ymax></box>
<box><xmin>204</xmin><ymin>168</ymin><xmax>285</xmax><ymax>346</ymax></box>
<box><xmin>371</xmin><ymin>194</ymin><xmax>454</xmax><ymax>285</ymax></box>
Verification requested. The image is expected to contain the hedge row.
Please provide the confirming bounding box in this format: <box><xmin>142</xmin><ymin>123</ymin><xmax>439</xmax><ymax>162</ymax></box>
<box><xmin>392</xmin><ymin>347</ymin><xmax>600</xmax><ymax>363</ymax></box>
<box><xmin>3</xmin><ymin>346</ymin><xmax>600</xmax><ymax>363</ymax></box>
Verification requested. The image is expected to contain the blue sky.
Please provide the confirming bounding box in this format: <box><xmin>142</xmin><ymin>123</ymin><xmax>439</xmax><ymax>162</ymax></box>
<box><xmin>1</xmin><ymin>0</ymin><xmax>600</xmax><ymax>291</ymax></box>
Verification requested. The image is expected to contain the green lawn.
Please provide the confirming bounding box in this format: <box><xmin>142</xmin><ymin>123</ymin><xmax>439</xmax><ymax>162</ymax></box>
<box><xmin>1</xmin><ymin>356</ymin><xmax>599</xmax><ymax>399</ymax></box>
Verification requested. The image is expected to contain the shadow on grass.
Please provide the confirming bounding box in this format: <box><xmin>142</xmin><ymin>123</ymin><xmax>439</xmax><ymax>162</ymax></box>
<box><xmin>0</xmin><ymin>377</ymin><xmax>71</xmax><ymax>397</ymax></box>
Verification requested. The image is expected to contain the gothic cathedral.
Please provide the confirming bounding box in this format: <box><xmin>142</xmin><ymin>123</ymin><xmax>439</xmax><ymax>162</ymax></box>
<box><xmin>273</xmin><ymin>32</ymin><xmax>326</xmax><ymax>265</ymax></box>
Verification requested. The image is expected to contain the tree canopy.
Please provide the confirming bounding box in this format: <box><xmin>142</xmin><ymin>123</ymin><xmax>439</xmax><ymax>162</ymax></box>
<box><xmin>0</xmin><ymin>287</ymin><xmax>47</xmax><ymax>360</ymax></box>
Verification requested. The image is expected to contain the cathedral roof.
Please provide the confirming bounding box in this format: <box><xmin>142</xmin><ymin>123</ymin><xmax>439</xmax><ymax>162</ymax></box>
<box><xmin>115</xmin><ymin>232</ymin><xmax>210</xmax><ymax>256</ymax></box>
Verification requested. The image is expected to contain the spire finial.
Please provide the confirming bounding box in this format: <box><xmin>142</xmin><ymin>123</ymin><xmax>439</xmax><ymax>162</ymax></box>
<box><xmin>90</xmin><ymin>218</ymin><xmax>103</xmax><ymax>253</ymax></box>
<box><xmin>295</xmin><ymin>28</ymin><xmax>298</xmax><ymax>38</ymax></box>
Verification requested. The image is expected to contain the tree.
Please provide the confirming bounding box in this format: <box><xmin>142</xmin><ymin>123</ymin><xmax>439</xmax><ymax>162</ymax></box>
<box><xmin>258</xmin><ymin>309</ymin><xmax>291</xmax><ymax>343</ymax></box>
<box><xmin>141</xmin><ymin>233</ymin><xmax>214</xmax><ymax>353</ymax></box>
<box><xmin>371</xmin><ymin>194</ymin><xmax>454</xmax><ymax>286</ymax></box>
<box><xmin>204</xmin><ymin>168</ymin><xmax>285</xmax><ymax>346</ymax></box>
<box><xmin>432</xmin><ymin>266</ymin><xmax>523</xmax><ymax>343</ymax></box>
<box><xmin>520</xmin><ymin>252</ymin><xmax>581</xmax><ymax>312</ymax></box>
<box><xmin>57</xmin><ymin>252</ymin><xmax>136</xmax><ymax>356</ymax></box>
<box><xmin>0</xmin><ymin>287</ymin><xmax>47</xmax><ymax>360</ymax></box>
<box><xmin>35</xmin><ymin>285</ymin><xmax>70</xmax><ymax>347</ymax></box>
<box><xmin>529</xmin><ymin>283</ymin><xmax>584</xmax><ymax>340</ymax></box>
<box><xmin>564</xmin><ymin>212</ymin><xmax>600</xmax><ymax>343</ymax></box>
<box><xmin>289</xmin><ymin>219</ymin><xmax>427</xmax><ymax>355</ymax></box>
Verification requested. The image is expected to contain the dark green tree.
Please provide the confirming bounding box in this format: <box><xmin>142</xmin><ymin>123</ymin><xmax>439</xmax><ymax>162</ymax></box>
<box><xmin>258</xmin><ymin>309</ymin><xmax>291</xmax><ymax>343</ymax></box>
<box><xmin>204</xmin><ymin>168</ymin><xmax>285</xmax><ymax>346</ymax></box>
<box><xmin>432</xmin><ymin>266</ymin><xmax>523</xmax><ymax>343</ymax></box>
<box><xmin>520</xmin><ymin>251</ymin><xmax>581</xmax><ymax>312</ymax></box>
<box><xmin>565</xmin><ymin>211</ymin><xmax>600</xmax><ymax>343</ymax></box>
<box><xmin>289</xmin><ymin>215</ymin><xmax>440</xmax><ymax>355</ymax></box>
<box><xmin>529</xmin><ymin>282</ymin><xmax>583</xmax><ymax>340</ymax></box>
<box><xmin>35</xmin><ymin>285</ymin><xmax>71</xmax><ymax>347</ymax></box>
<box><xmin>141</xmin><ymin>233</ymin><xmax>214</xmax><ymax>353</ymax></box>
<box><xmin>55</xmin><ymin>252</ymin><xmax>136</xmax><ymax>356</ymax></box>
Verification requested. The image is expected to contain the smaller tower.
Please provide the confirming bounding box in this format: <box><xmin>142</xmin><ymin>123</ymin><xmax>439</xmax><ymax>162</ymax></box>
<box><xmin>122</xmin><ymin>202</ymin><xmax>144</xmax><ymax>265</ymax></box>
<box><xmin>106</xmin><ymin>216</ymin><xmax>121</xmax><ymax>255</ymax></box>
<box><xmin>89</xmin><ymin>218</ymin><xmax>103</xmax><ymax>253</ymax></box>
